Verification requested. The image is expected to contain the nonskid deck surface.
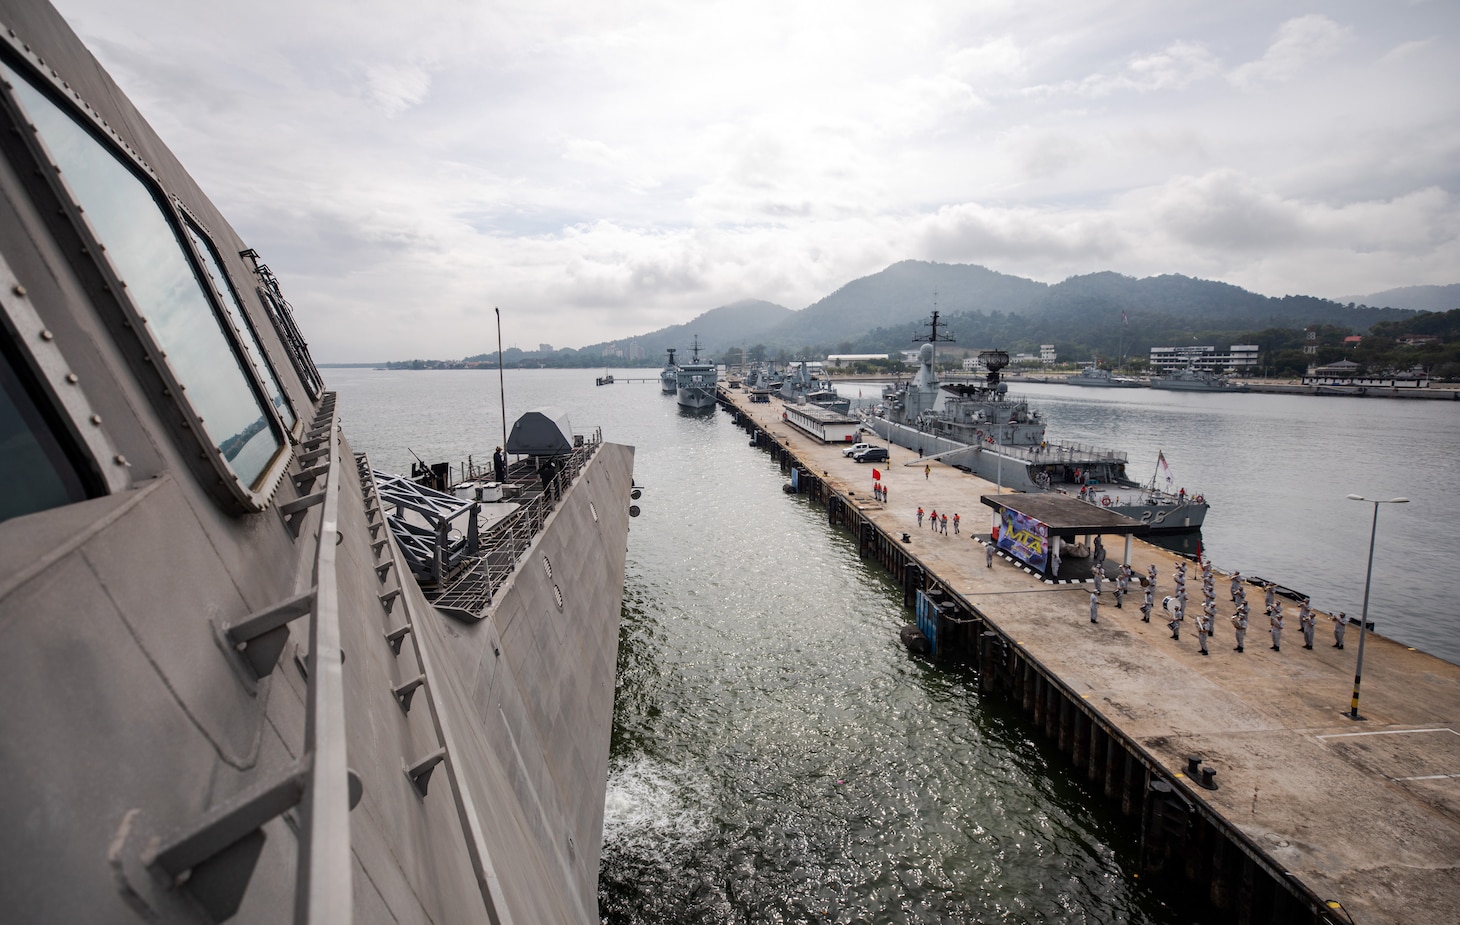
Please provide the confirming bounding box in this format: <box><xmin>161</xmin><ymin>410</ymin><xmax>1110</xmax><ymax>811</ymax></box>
<box><xmin>723</xmin><ymin>386</ymin><xmax>1460</xmax><ymax>925</ymax></box>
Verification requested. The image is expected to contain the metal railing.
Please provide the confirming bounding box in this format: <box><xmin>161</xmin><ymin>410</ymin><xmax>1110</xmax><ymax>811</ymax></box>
<box><xmin>999</xmin><ymin>441</ymin><xmax>1128</xmax><ymax>466</ymax></box>
<box><xmin>149</xmin><ymin>392</ymin><xmax>355</xmax><ymax>923</ymax></box>
<box><xmin>354</xmin><ymin>454</ymin><xmax>515</xmax><ymax>925</ymax></box>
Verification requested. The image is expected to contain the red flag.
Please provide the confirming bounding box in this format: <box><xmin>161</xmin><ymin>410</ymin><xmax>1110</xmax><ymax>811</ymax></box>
<box><xmin>872</xmin><ymin>468</ymin><xmax>882</xmax><ymax>480</ymax></box>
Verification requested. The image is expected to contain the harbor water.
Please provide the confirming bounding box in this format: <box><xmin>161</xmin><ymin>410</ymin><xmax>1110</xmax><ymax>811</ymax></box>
<box><xmin>328</xmin><ymin>367</ymin><xmax>1458</xmax><ymax>923</ymax></box>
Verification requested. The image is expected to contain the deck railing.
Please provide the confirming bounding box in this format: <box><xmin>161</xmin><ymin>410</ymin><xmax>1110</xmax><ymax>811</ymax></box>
<box><xmin>148</xmin><ymin>392</ymin><xmax>355</xmax><ymax>924</ymax></box>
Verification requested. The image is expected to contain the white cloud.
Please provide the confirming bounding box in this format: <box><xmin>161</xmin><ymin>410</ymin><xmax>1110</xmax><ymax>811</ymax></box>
<box><xmin>1228</xmin><ymin>14</ymin><xmax>1352</xmax><ymax>89</ymax></box>
<box><xmin>365</xmin><ymin>64</ymin><xmax>432</xmax><ymax>116</ymax></box>
<box><xmin>1069</xmin><ymin>40</ymin><xmax>1224</xmax><ymax>98</ymax></box>
<box><xmin>44</xmin><ymin>0</ymin><xmax>1460</xmax><ymax>359</ymax></box>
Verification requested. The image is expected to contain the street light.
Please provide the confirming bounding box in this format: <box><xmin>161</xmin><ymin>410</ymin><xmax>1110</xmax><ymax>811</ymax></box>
<box><xmin>1344</xmin><ymin>494</ymin><xmax>1409</xmax><ymax>720</ymax></box>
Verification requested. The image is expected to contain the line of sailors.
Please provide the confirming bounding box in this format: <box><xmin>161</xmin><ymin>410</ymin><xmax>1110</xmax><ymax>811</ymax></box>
<box><xmin>1111</xmin><ymin>560</ymin><xmax>1352</xmax><ymax>656</ymax></box>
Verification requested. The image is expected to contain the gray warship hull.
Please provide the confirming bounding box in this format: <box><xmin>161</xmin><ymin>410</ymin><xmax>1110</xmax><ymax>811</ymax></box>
<box><xmin>1149</xmin><ymin>369</ymin><xmax>1248</xmax><ymax>391</ymax></box>
<box><xmin>676</xmin><ymin>338</ymin><xmax>717</xmax><ymax>409</ymax></box>
<box><xmin>867</xmin><ymin>417</ymin><xmax>1206</xmax><ymax>532</ymax></box>
<box><xmin>677</xmin><ymin>380</ymin><xmax>716</xmax><ymax>409</ymax></box>
<box><xmin>0</xmin><ymin>5</ymin><xmax>633</xmax><ymax>922</ymax></box>
<box><xmin>875</xmin><ymin>317</ymin><xmax>1208</xmax><ymax>534</ymax></box>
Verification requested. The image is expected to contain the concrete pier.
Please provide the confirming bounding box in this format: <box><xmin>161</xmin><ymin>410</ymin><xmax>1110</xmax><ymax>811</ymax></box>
<box><xmin>722</xmin><ymin>387</ymin><xmax>1460</xmax><ymax>925</ymax></box>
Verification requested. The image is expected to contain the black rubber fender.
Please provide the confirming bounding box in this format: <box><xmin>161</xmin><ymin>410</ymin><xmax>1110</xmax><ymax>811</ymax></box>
<box><xmin>899</xmin><ymin>624</ymin><xmax>930</xmax><ymax>654</ymax></box>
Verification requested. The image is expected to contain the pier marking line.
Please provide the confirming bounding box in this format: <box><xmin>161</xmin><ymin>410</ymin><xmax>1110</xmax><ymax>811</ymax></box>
<box><xmin>1315</xmin><ymin>728</ymin><xmax>1458</xmax><ymax>740</ymax></box>
<box><xmin>1391</xmin><ymin>773</ymin><xmax>1460</xmax><ymax>782</ymax></box>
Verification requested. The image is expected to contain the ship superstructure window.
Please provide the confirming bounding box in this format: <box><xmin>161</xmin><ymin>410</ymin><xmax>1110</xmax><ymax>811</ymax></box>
<box><xmin>0</xmin><ymin>339</ymin><xmax>94</xmax><ymax>522</ymax></box>
<box><xmin>1</xmin><ymin>61</ymin><xmax>286</xmax><ymax>493</ymax></box>
<box><xmin>244</xmin><ymin>250</ymin><xmax>323</xmax><ymax>400</ymax></box>
<box><xmin>185</xmin><ymin>222</ymin><xmax>296</xmax><ymax>432</ymax></box>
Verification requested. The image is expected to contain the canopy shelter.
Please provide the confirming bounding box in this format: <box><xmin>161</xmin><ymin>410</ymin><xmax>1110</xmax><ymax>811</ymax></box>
<box><xmin>506</xmin><ymin>407</ymin><xmax>574</xmax><ymax>457</ymax></box>
<box><xmin>981</xmin><ymin>493</ymin><xmax>1149</xmax><ymax>578</ymax></box>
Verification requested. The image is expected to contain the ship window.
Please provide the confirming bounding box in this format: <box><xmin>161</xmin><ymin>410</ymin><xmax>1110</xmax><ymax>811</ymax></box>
<box><xmin>185</xmin><ymin>222</ymin><xmax>296</xmax><ymax>431</ymax></box>
<box><xmin>243</xmin><ymin>251</ymin><xmax>323</xmax><ymax>400</ymax></box>
<box><xmin>2</xmin><ymin>62</ymin><xmax>285</xmax><ymax>490</ymax></box>
<box><xmin>0</xmin><ymin>339</ymin><xmax>96</xmax><ymax>522</ymax></box>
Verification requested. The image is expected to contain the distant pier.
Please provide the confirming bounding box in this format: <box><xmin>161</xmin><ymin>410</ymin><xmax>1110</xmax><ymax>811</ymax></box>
<box><xmin>719</xmin><ymin>385</ymin><xmax>1460</xmax><ymax>925</ymax></box>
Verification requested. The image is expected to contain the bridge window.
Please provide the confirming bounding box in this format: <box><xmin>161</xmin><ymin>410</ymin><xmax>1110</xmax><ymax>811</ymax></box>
<box><xmin>0</xmin><ymin>339</ymin><xmax>96</xmax><ymax>523</ymax></box>
<box><xmin>185</xmin><ymin>221</ymin><xmax>296</xmax><ymax>432</ymax></box>
<box><xmin>2</xmin><ymin>60</ymin><xmax>286</xmax><ymax>495</ymax></box>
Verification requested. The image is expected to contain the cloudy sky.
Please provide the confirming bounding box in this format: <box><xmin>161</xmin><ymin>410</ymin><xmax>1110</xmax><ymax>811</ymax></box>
<box><xmin>50</xmin><ymin>0</ymin><xmax>1460</xmax><ymax>361</ymax></box>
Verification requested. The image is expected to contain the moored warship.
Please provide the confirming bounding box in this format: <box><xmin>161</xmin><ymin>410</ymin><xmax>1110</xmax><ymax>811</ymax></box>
<box><xmin>1066</xmin><ymin>363</ymin><xmax>1146</xmax><ymax>388</ymax></box>
<box><xmin>1149</xmin><ymin>366</ymin><xmax>1248</xmax><ymax>391</ymax></box>
<box><xmin>676</xmin><ymin>335</ymin><xmax>717</xmax><ymax>410</ymax></box>
<box><xmin>660</xmin><ymin>346</ymin><xmax>678</xmax><ymax>393</ymax></box>
<box><xmin>778</xmin><ymin>358</ymin><xmax>851</xmax><ymax>413</ymax></box>
<box><xmin>868</xmin><ymin>313</ymin><xmax>1207</xmax><ymax>532</ymax></box>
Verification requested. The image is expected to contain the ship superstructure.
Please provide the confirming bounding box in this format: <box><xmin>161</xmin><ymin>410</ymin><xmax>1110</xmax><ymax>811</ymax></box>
<box><xmin>870</xmin><ymin>313</ymin><xmax>1206</xmax><ymax>532</ymax></box>
<box><xmin>0</xmin><ymin>5</ymin><xmax>633</xmax><ymax>922</ymax></box>
<box><xmin>676</xmin><ymin>335</ymin><xmax>717</xmax><ymax>410</ymax></box>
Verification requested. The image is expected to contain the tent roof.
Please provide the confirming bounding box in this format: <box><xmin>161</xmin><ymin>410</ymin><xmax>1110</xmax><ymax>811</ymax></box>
<box><xmin>506</xmin><ymin>407</ymin><xmax>574</xmax><ymax>456</ymax></box>
<box><xmin>980</xmin><ymin>494</ymin><xmax>1148</xmax><ymax>536</ymax></box>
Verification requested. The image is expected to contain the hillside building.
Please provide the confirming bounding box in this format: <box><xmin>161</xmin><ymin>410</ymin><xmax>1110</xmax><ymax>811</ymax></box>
<box><xmin>1149</xmin><ymin>344</ymin><xmax>1260</xmax><ymax>373</ymax></box>
<box><xmin>826</xmin><ymin>354</ymin><xmax>892</xmax><ymax>367</ymax></box>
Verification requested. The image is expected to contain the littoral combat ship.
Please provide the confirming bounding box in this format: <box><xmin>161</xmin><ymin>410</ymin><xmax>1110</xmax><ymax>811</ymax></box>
<box><xmin>869</xmin><ymin>313</ymin><xmax>1206</xmax><ymax>532</ymax></box>
<box><xmin>0</xmin><ymin>3</ymin><xmax>634</xmax><ymax>922</ymax></box>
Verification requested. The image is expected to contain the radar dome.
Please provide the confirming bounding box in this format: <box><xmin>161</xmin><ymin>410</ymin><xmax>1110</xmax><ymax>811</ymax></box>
<box><xmin>919</xmin><ymin>343</ymin><xmax>934</xmax><ymax>365</ymax></box>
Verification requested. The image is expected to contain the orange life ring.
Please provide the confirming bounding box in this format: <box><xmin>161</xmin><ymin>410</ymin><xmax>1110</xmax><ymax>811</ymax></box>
<box><xmin>1193</xmin><ymin>494</ymin><xmax>1205</xmax><ymax>504</ymax></box>
<box><xmin>1101</xmin><ymin>496</ymin><xmax>1112</xmax><ymax>507</ymax></box>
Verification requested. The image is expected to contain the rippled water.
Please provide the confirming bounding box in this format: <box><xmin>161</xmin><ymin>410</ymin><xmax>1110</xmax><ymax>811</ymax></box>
<box><xmin>326</xmin><ymin>367</ymin><xmax>1456</xmax><ymax>924</ymax></box>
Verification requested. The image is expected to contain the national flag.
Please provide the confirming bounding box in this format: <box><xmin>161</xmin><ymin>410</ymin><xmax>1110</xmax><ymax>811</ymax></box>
<box><xmin>1122</xmin><ymin>310</ymin><xmax>1128</xmax><ymax>325</ymax></box>
<box><xmin>1157</xmin><ymin>450</ymin><xmax>1169</xmax><ymax>474</ymax></box>
<box><xmin>872</xmin><ymin>468</ymin><xmax>882</xmax><ymax>480</ymax></box>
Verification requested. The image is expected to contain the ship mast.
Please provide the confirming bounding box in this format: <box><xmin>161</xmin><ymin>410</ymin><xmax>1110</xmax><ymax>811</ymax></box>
<box><xmin>915</xmin><ymin>298</ymin><xmax>957</xmax><ymax>357</ymax></box>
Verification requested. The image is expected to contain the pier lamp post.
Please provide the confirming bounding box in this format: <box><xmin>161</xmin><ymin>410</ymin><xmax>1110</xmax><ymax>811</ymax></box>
<box><xmin>1344</xmin><ymin>494</ymin><xmax>1408</xmax><ymax>720</ymax></box>
<box><xmin>995</xmin><ymin>424</ymin><xmax>1003</xmax><ymax>495</ymax></box>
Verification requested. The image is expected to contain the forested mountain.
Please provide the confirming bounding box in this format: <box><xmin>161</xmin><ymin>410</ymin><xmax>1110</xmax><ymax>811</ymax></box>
<box><xmin>608</xmin><ymin>299</ymin><xmax>794</xmax><ymax>360</ymax></box>
<box><xmin>1343</xmin><ymin>284</ymin><xmax>1460</xmax><ymax>313</ymax></box>
<box><xmin>587</xmin><ymin>264</ymin><xmax>1413</xmax><ymax>361</ymax></box>
<box><xmin>760</xmin><ymin>261</ymin><xmax>1048</xmax><ymax>348</ymax></box>
<box><xmin>464</xmin><ymin>261</ymin><xmax>1455</xmax><ymax>376</ymax></box>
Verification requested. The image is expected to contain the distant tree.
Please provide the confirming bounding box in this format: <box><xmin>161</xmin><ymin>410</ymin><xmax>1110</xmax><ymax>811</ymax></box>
<box><xmin>748</xmin><ymin>343</ymin><xmax>767</xmax><ymax>363</ymax></box>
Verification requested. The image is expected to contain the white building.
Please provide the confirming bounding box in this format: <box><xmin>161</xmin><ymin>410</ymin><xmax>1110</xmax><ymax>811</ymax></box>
<box><xmin>825</xmin><ymin>354</ymin><xmax>891</xmax><ymax>367</ymax></box>
<box><xmin>1149</xmin><ymin>344</ymin><xmax>1260</xmax><ymax>373</ymax></box>
<box><xmin>1040</xmin><ymin>344</ymin><xmax>1057</xmax><ymax>363</ymax></box>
